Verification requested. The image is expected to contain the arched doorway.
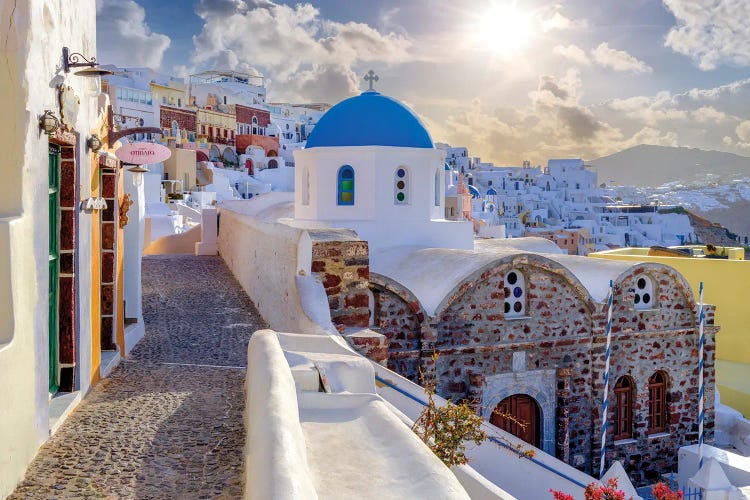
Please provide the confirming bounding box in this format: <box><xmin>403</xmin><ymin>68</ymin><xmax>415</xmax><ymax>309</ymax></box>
<box><xmin>490</xmin><ymin>394</ymin><xmax>541</xmax><ymax>447</ymax></box>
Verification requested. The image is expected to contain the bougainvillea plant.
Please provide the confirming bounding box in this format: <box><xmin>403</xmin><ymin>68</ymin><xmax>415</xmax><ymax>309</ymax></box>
<box><xmin>551</xmin><ymin>478</ymin><xmax>683</xmax><ymax>500</ymax></box>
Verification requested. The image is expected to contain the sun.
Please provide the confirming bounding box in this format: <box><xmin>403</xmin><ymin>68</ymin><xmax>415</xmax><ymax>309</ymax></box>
<box><xmin>475</xmin><ymin>3</ymin><xmax>534</xmax><ymax>55</ymax></box>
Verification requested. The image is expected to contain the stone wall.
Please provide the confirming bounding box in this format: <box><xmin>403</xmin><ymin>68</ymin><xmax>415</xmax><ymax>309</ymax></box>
<box><xmin>373</xmin><ymin>256</ymin><xmax>716</xmax><ymax>485</ymax></box>
<box><xmin>310</xmin><ymin>235</ymin><xmax>370</xmax><ymax>330</ymax></box>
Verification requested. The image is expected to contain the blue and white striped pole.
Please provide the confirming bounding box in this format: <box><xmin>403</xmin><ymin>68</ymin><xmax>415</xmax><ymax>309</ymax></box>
<box><xmin>600</xmin><ymin>279</ymin><xmax>614</xmax><ymax>480</ymax></box>
<box><xmin>698</xmin><ymin>281</ymin><xmax>705</xmax><ymax>470</ymax></box>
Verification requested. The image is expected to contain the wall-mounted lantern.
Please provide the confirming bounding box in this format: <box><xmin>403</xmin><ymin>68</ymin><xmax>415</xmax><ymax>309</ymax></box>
<box><xmin>39</xmin><ymin>110</ymin><xmax>60</xmax><ymax>135</ymax></box>
<box><xmin>127</xmin><ymin>165</ymin><xmax>150</xmax><ymax>187</ymax></box>
<box><xmin>87</xmin><ymin>134</ymin><xmax>102</xmax><ymax>153</ymax></box>
<box><xmin>62</xmin><ymin>47</ymin><xmax>113</xmax><ymax>77</ymax></box>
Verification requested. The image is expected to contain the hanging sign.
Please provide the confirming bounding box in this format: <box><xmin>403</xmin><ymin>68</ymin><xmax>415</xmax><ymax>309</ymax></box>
<box><xmin>115</xmin><ymin>142</ymin><xmax>171</xmax><ymax>165</ymax></box>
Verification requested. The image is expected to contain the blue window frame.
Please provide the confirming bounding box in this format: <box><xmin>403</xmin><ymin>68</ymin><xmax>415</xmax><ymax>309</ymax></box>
<box><xmin>337</xmin><ymin>165</ymin><xmax>355</xmax><ymax>205</ymax></box>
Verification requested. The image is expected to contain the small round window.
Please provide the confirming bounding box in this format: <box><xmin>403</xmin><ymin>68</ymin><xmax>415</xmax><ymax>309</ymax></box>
<box><xmin>634</xmin><ymin>275</ymin><xmax>654</xmax><ymax>310</ymax></box>
<box><xmin>504</xmin><ymin>270</ymin><xmax>525</xmax><ymax>318</ymax></box>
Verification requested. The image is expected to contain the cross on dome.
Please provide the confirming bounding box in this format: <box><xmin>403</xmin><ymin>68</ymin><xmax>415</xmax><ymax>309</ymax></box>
<box><xmin>364</xmin><ymin>70</ymin><xmax>379</xmax><ymax>91</ymax></box>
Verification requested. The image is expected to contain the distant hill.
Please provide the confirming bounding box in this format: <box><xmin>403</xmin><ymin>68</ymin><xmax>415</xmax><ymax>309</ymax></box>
<box><xmin>588</xmin><ymin>144</ymin><xmax>750</xmax><ymax>187</ymax></box>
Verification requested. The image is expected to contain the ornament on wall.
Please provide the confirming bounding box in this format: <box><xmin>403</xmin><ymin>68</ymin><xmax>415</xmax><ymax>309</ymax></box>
<box><xmin>58</xmin><ymin>84</ymin><xmax>80</xmax><ymax>131</ymax></box>
<box><xmin>119</xmin><ymin>193</ymin><xmax>134</xmax><ymax>228</ymax></box>
<box><xmin>81</xmin><ymin>197</ymin><xmax>108</xmax><ymax>212</ymax></box>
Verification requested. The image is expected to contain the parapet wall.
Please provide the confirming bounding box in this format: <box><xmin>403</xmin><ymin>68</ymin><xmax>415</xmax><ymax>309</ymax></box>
<box><xmin>218</xmin><ymin>203</ymin><xmax>327</xmax><ymax>334</ymax></box>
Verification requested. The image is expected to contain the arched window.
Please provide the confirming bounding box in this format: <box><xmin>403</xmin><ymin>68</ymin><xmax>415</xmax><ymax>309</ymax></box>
<box><xmin>504</xmin><ymin>270</ymin><xmax>526</xmax><ymax>318</ymax></box>
<box><xmin>614</xmin><ymin>376</ymin><xmax>634</xmax><ymax>440</ymax></box>
<box><xmin>268</xmin><ymin>159</ymin><xmax>278</xmax><ymax>169</ymax></box>
<box><xmin>337</xmin><ymin>165</ymin><xmax>355</xmax><ymax>205</ymax></box>
<box><xmin>648</xmin><ymin>371</ymin><xmax>668</xmax><ymax>434</ymax></box>
<box><xmin>634</xmin><ymin>275</ymin><xmax>654</xmax><ymax>310</ymax></box>
<box><xmin>301</xmin><ymin>167</ymin><xmax>310</xmax><ymax>206</ymax></box>
<box><xmin>394</xmin><ymin>167</ymin><xmax>409</xmax><ymax>205</ymax></box>
<box><xmin>434</xmin><ymin>168</ymin><xmax>441</xmax><ymax>206</ymax></box>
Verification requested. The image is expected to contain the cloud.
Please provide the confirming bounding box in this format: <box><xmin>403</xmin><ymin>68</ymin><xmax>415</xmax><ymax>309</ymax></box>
<box><xmin>663</xmin><ymin>0</ymin><xmax>750</xmax><ymax>70</ymax></box>
<box><xmin>96</xmin><ymin>0</ymin><xmax>170</xmax><ymax>69</ymax></box>
<box><xmin>736</xmin><ymin>121</ymin><xmax>750</xmax><ymax>142</ymax></box>
<box><xmin>591</xmin><ymin>43</ymin><xmax>652</xmax><ymax>73</ymax></box>
<box><xmin>539</xmin><ymin>10</ymin><xmax>588</xmax><ymax>32</ymax></box>
<box><xmin>426</xmin><ymin>75</ymin><xmax>750</xmax><ymax>165</ymax></box>
<box><xmin>553</xmin><ymin>44</ymin><xmax>591</xmax><ymax>66</ymax></box>
<box><xmin>188</xmin><ymin>0</ymin><xmax>415</xmax><ymax>103</ymax></box>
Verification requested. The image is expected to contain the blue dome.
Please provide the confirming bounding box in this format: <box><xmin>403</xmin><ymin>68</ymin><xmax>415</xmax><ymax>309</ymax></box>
<box><xmin>305</xmin><ymin>91</ymin><xmax>434</xmax><ymax>149</ymax></box>
<box><xmin>444</xmin><ymin>163</ymin><xmax>451</xmax><ymax>171</ymax></box>
<box><xmin>468</xmin><ymin>185</ymin><xmax>481</xmax><ymax>199</ymax></box>
<box><xmin>486</xmin><ymin>187</ymin><xmax>498</xmax><ymax>196</ymax></box>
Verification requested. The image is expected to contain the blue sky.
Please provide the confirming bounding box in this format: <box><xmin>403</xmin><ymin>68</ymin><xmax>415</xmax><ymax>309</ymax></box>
<box><xmin>97</xmin><ymin>0</ymin><xmax>750</xmax><ymax>164</ymax></box>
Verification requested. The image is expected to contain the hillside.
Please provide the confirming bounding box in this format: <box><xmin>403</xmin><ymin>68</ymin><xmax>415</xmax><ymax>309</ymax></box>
<box><xmin>589</xmin><ymin>145</ymin><xmax>750</xmax><ymax>187</ymax></box>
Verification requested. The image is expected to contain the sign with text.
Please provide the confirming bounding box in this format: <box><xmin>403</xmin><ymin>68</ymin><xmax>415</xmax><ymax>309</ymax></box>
<box><xmin>115</xmin><ymin>142</ymin><xmax>171</xmax><ymax>165</ymax></box>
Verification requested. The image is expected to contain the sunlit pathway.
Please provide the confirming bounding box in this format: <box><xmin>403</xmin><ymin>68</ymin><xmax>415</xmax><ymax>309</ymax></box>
<box><xmin>10</xmin><ymin>255</ymin><xmax>266</xmax><ymax>499</ymax></box>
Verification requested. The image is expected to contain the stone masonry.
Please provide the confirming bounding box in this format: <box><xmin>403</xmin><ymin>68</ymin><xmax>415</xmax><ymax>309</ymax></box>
<box><xmin>10</xmin><ymin>255</ymin><xmax>266</xmax><ymax>499</ymax></box>
<box><xmin>370</xmin><ymin>255</ymin><xmax>717</xmax><ymax>486</ymax></box>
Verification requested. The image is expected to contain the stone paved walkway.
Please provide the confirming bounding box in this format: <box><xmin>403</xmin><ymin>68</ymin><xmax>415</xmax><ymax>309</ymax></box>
<box><xmin>10</xmin><ymin>255</ymin><xmax>266</xmax><ymax>499</ymax></box>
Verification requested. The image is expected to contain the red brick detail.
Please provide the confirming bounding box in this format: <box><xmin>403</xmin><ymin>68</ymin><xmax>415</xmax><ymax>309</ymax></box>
<box><xmin>59</xmin><ymin>252</ymin><xmax>74</xmax><ymax>275</ymax></box>
<box><xmin>60</xmin><ymin>161</ymin><xmax>76</xmax><ymax>208</ymax></box>
<box><xmin>160</xmin><ymin>106</ymin><xmax>197</xmax><ymax>132</ymax></box>
<box><xmin>102</xmin><ymin>252</ymin><xmax>114</xmax><ymax>283</ymax></box>
<box><xmin>101</xmin><ymin>284</ymin><xmax>114</xmax><ymax>315</ymax></box>
<box><xmin>101</xmin><ymin>222</ymin><xmax>115</xmax><ymax>250</ymax></box>
<box><xmin>58</xmin><ymin>276</ymin><xmax>75</xmax><ymax>364</ymax></box>
<box><xmin>101</xmin><ymin>316</ymin><xmax>116</xmax><ymax>351</ymax></box>
<box><xmin>60</xmin><ymin>210</ymin><xmax>75</xmax><ymax>251</ymax></box>
<box><xmin>102</xmin><ymin>173</ymin><xmax>116</xmax><ymax>200</ymax></box>
<box><xmin>236</xmin><ymin>104</ymin><xmax>271</xmax><ymax>127</ymax></box>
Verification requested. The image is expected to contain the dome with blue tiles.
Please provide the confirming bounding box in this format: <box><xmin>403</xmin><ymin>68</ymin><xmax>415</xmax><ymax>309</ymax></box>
<box><xmin>305</xmin><ymin>90</ymin><xmax>434</xmax><ymax>149</ymax></box>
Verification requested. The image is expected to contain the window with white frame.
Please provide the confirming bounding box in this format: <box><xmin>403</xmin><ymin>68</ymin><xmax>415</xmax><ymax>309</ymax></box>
<box><xmin>634</xmin><ymin>275</ymin><xmax>654</xmax><ymax>310</ymax></box>
<box><xmin>504</xmin><ymin>270</ymin><xmax>526</xmax><ymax>317</ymax></box>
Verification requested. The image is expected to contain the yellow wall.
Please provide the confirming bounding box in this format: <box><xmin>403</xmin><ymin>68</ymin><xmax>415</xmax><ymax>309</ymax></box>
<box><xmin>163</xmin><ymin>147</ymin><xmax>198</xmax><ymax>192</ymax></box>
<box><xmin>591</xmin><ymin>249</ymin><xmax>750</xmax><ymax>415</ymax></box>
<box><xmin>116</xmin><ymin>174</ymin><xmax>125</xmax><ymax>354</ymax></box>
<box><xmin>90</xmin><ymin>158</ymin><xmax>101</xmax><ymax>385</ymax></box>
<box><xmin>150</xmin><ymin>81</ymin><xmax>187</xmax><ymax>108</ymax></box>
<box><xmin>197</xmin><ymin>108</ymin><xmax>236</xmax><ymax>130</ymax></box>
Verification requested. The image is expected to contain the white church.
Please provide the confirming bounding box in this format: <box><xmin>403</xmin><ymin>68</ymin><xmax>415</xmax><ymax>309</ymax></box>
<box><xmin>291</xmin><ymin>74</ymin><xmax>473</xmax><ymax>252</ymax></box>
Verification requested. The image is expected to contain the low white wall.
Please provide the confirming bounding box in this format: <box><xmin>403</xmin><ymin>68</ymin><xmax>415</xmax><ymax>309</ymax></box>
<box><xmin>218</xmin><ymin>200</ymin><xmax>331</xmax><ymax>334</ymax></box>
<box><xmin>143</xmin><ymin>224</ymin><xmax>201</xmax><ymax>255</ymax></box>
<box><xmin>246</xmin><ymin>331</ymin><xmax>317</xmax><ymax>500</ymax></box>
<box><xmin>679</xmin><ymin>445</ymin><xmax>750</xmax><ymax>489</ymax></box>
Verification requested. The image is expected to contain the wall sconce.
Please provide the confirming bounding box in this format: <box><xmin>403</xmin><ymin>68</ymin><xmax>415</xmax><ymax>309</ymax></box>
<box><xmin>40</xmin><ymin>110</ymin><xmax>60</xmax><ymax>135</ymax></box>
<box><xmin>62</xmin><ymin>46</ymin><xmax>113</xmax><ymax>77</ymax></box>
<box><xmin>87</xmin><ymin>134</ymin><xmax>102</xmax><ymax>153</ymax></box>
<box><xmin>127</xmin><ymin>165</ymin><xmax>150</xmax><ymax>187</ymax></box>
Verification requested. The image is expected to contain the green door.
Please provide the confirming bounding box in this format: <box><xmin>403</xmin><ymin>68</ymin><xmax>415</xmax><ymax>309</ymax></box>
<box><xmin>48</xmin><ymin>145</ymin><xmax>60</xmax><ymax>393</ymax></box>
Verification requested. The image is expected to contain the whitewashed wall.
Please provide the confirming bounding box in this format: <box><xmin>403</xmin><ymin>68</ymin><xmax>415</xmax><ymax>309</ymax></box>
<box><xmin>218</xmin><ymin>197</ymin><xmax>331</xmax><ymax>335</ymax></box>
<box><xmin>0</xmin><ymin>0</ymin><xmax>99</xmax><ymax>496</ymax></box>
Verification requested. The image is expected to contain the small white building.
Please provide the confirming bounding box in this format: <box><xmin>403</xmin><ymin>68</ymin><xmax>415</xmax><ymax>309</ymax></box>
<box><xmin>293</xmin><ymin>89</ymin><xmax>473</xmax><ymax>252</ymax></box>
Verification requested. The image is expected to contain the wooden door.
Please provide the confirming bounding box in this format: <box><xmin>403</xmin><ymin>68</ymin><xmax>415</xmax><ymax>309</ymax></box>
<box><xmin>48</xmin><ymin>145</ymin><xmax>60</xmax><ymax>393</ymax></box>
<box><xmin>490</xmin><ymin>394</ymin><xmax>540</xmax><ymax>447</ymax></box>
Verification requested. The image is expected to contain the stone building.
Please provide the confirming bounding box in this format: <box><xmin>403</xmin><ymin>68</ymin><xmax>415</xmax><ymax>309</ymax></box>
<box><xmin>368</xmin><ymin>241</ymin><xmax>715</xmax><ymax>485</ymax></box>
<box><xmin>288</xmin><ymin>75</ymin><xmax>717</xmax><ymax>486</ymax></box>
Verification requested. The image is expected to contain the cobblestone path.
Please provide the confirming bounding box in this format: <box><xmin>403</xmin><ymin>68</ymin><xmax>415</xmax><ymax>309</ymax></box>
<box><xmin>10</xmin><ymin>255</ymin><xmax>266</xmax><ymax>499</ymax></box>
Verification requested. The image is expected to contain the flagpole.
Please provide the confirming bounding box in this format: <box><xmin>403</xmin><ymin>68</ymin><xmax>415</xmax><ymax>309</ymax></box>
<box><xmin>698</xmin><ymin>281</ymin><xmax>705</xmax><ymax>470</ymax></box>
<box><xmin>600</xmin><ymin>279</ymin><xmax>614</xmax><ymax>480</ymax></box>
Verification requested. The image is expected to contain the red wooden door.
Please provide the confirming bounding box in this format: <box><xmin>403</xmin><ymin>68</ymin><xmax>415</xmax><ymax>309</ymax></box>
<box><xmin>490</xmin><ymin>394</ymin><xmax>540</xmax><ymax>447</ymax></box>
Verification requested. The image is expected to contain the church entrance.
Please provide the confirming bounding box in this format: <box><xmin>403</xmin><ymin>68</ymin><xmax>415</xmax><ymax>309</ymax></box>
<box><xmin>490</xmin><ymin>394</ymin><xmax>541</xmax><ymax>447</ymax></box>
